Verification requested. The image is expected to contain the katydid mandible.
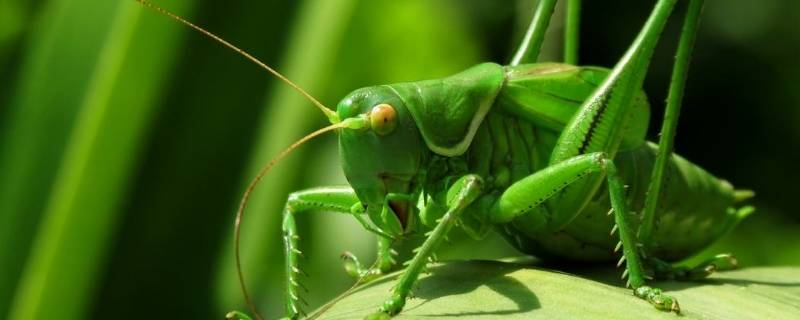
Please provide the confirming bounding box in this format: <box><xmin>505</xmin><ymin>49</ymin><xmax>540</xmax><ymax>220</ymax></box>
<box><xmin>138</xmin><ymin>0</ymin><xmax>755</xmax><ymax>319</ymax></box>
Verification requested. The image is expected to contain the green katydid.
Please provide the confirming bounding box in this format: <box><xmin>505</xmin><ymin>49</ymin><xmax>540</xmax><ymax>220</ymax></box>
<box><xmin>138</xmin><ymin>0</ymin><xmax>756</xmax><ymax>319</ymax></box>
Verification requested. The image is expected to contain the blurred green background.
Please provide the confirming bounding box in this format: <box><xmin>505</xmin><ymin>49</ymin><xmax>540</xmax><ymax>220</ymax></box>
<box><xmin>0</xmin><ymin>0</ymin><xmax>797</xmax><ymax>319</ymax></box>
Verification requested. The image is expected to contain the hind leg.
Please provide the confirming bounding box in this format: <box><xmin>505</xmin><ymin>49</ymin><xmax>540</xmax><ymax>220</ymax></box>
<box><xmin>489</xmin><ymin>153</ymin><xmax>680</xmax><ymax>313</ymax></box>
<box><xmin>509</xmin><ymin>0</ymin><xmax>557</xmax><ymax>65</ymax></box>
<box><xmin>604</xmin><ymin>158</ymin><xmax>681</xmax><ymax>313</ymax></box>
<box><xmin>647</xmin><ymin>253</ymin><xmax>739</xmax><ymax>281</ymax></box>
<box><xmin>639</xmin><ymin>0</ymin><xmax>705</xmax><ymax>242</ymax></box>
<box><xmin>564</xmin><ymin>0</ymin><xmax>581</xmax><ymax>64</ymax></box>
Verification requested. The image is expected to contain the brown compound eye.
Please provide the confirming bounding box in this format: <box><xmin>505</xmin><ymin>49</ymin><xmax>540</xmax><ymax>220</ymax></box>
<box><xmin>369</xmin><ymin>103</ymin><xmax>397</xmax><ymax>135</ymax></box>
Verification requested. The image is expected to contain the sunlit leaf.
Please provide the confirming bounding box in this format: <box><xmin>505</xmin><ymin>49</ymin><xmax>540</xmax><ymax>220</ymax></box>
<box><xmin>316</xmin><ymin>261</ymin><xmax>800</xmax><ymax>319</ymax></box>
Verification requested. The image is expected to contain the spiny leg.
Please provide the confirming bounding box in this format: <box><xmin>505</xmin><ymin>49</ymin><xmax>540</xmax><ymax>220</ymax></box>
<box><xmin>603</xmin><ymin>159</ymin><xmax>679</xmax><ymax>313</ymax></box>
<box><xmin>488</xmin><ymin>153</ymin><xmax>679</xmax><ymax>313</ymax></box>
<box><xmin>505</xmin><ymin>0</ymin><xmax>683</xmax><ymax>312</ymax></box>
<box><xmin>509</xmin><ymin>0</ymin><xmax>558</xmax><ymax>66</ymax></box>
<box><xmin>490</xmin><ymin>153</ymin><xmax>607</xmax><ymax>225</ymax></box>
<box><xmin>648</xmin><ymin>253</ymin><xmax>739</xmax><ymax>281</ymax></box>
<box><xmin>227</xmin><ymin>186</ymin><xmax>398</xmax><ymax>320</ymax></box>
<box><xmin>546</xmin><ymin>0</ymin><xmax>679</xmax><ymax>229</ymax></box>
<box><xmin>375</xmin><ymin>175</ymin><xmax>483</xmax><ymax>317</ymax></box>
<box><xmin>272</xmin><ymin>187</ymin><xmax>377</xmax><ymax>319</ymax></box>
<box><xmin>639</xmin><ymin>0</ymin><xmax>704</xmax><ymax>244</ymax></box>
<box><xmin>564</xmin><ymin>0</ymin><xmax>581</xmax><ymax>64</ymax></box>
<box><xmin>551</xmin><ymin>0</ymin><xmax>678</xmax><ymax>164</ymax></box>
<box><xmin>227</xmin><ymin>185</ymin><xmax>364</xmax><ymax>320</ymax></box>
<box><xmin>634</xmin><ymin>0</ymin><xmax>745</xmax><ymax>286</ymax></box>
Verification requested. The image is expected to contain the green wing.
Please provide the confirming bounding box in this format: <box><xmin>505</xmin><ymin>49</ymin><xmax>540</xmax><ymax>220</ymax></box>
<box><xmin>497</xmin><ymin>63</ymin><xmax>650</xmax><ymax>150</ymax></box>
<box><xmin>387</xmin><ymin>63</ymin><xmax>505</xmax><ymax>157</ymax></box>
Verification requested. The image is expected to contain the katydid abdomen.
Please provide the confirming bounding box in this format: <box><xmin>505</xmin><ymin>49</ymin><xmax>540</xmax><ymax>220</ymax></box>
<box><xmin>457</xmin><ymin>62</ymin><xmax>750</xmax><ymax>262</ymax></box>
<box><xmin>495</xmin><ymin>142</ymin><xmax>744</xmax><ymax>262</ymax></box>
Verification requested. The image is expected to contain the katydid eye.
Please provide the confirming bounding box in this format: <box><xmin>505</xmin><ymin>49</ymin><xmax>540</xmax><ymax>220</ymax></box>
<box><xmin>370</xmin><ymin>103</ymin><xmax>397</xmax><ymax>135</ymax></box>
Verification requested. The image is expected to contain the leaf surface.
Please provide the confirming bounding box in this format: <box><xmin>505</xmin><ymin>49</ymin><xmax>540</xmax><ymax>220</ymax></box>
<box><xmin>316</xmin><ymin>261</ymin><xmax>800</xmax><ymax>319</ymax></box>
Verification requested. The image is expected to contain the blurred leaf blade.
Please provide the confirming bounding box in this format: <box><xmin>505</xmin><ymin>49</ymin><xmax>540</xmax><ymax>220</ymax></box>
<box><xmin>0</xmin><ymin>0</ymin><xmax>32</xmax><ymax>84</ymax></box>
<box><xmin>88</xmin><ymin>0</ymin><xmax>306</xmax><ymax>316</ymax></box>
<box><xmin>0</xmin><ymin>0</ymin><xmax>123</xmax><ymax>316</ymax></box>
<box><xmin>6</xmin><ymin>0</ymin><xmax>193</xmax><ymax>319</ymax></box>
<box><xmin>213</xmin><ymin>0</ymin><xmax>359</xmax><ymax>314</ymax></box>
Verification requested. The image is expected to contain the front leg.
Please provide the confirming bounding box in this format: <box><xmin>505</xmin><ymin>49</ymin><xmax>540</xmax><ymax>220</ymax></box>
<box><xmin>226</xmin><ymin>187</ymin><xmax>391</xmax><ymax>320</ymax></box>
<box><xmin>227</xmin><ymin>186</ymin><xmax>370</xmax><ymax>320</ymax></box>
<box><xmin>227</xmin><ymin>188</ymin><xmax>364</xmax><ymax>320</ymax></box>
<box><xmin>375</xmin><ymin>175</ymin><xmax>483</xmax><ymax>317</ymax></box>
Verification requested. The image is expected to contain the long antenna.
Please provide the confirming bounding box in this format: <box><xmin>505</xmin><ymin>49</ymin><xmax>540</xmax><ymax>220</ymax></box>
<box><xmin>135</xmin><ymin>0</ymin><xmax>340</xmax><ymax>123</ymax></box>
<box><xmin>234</xmin><ymin>122</ymin><xmax>347</xmax><ymax>320</ymax></box>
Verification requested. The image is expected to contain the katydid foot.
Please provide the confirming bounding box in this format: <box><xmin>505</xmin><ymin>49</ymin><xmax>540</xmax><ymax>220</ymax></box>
<box><xmin>381</xmin><ymin>292</ymin><xmax>406</xmax><ymax>315</ymax></box>
<box><xmin>362</xmin><ymin>292</ymin><xmax>402</xmax><ymax>319</ymax></box>
<box><xmin>225</xmin><ymin>310</ymin><xmax>253</xmax><ymax>320</ymax></box>
<box><xmin>649</xmin><ymin>253</ymin><xmax>739</xmax><ymax>280</ymax></box>
<box><xmin>634</xmin><ymin>286</ymin><xmax>681</xmax><ymax>313</ymax></box>
<box><xmin>633</xmin><ymin>254</ymin><xmax>739</xmax><ymax>314</ymax></box>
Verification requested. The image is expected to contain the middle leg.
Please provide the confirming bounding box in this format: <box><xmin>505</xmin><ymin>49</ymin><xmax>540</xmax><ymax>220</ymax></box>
<box><xmin>639</xmin><ymin>0</ymin><xmax>704</xmax><ymax>243</ymax></box>
<box><xmin>376</xmin><ymin>175</ymin><xmax>484</xmax><ymax>316</ymax></box>
<box><xmin>546</xmin><ymin>0</ymin><xmax>680</xmax><ymax>229</ymax></box>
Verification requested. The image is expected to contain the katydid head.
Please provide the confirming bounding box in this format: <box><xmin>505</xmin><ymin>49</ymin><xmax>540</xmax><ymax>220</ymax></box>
<box><xmin>336</xmin><ymin>86</ymin><xmax>427</xmax><ymax>236</ymax></box>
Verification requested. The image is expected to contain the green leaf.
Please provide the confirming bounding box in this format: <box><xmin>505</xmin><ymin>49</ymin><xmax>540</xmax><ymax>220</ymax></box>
<box><xmin>314</xmin><ymin>261</ymin><xmax>800</xmax><ymax>319</ymax></box>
